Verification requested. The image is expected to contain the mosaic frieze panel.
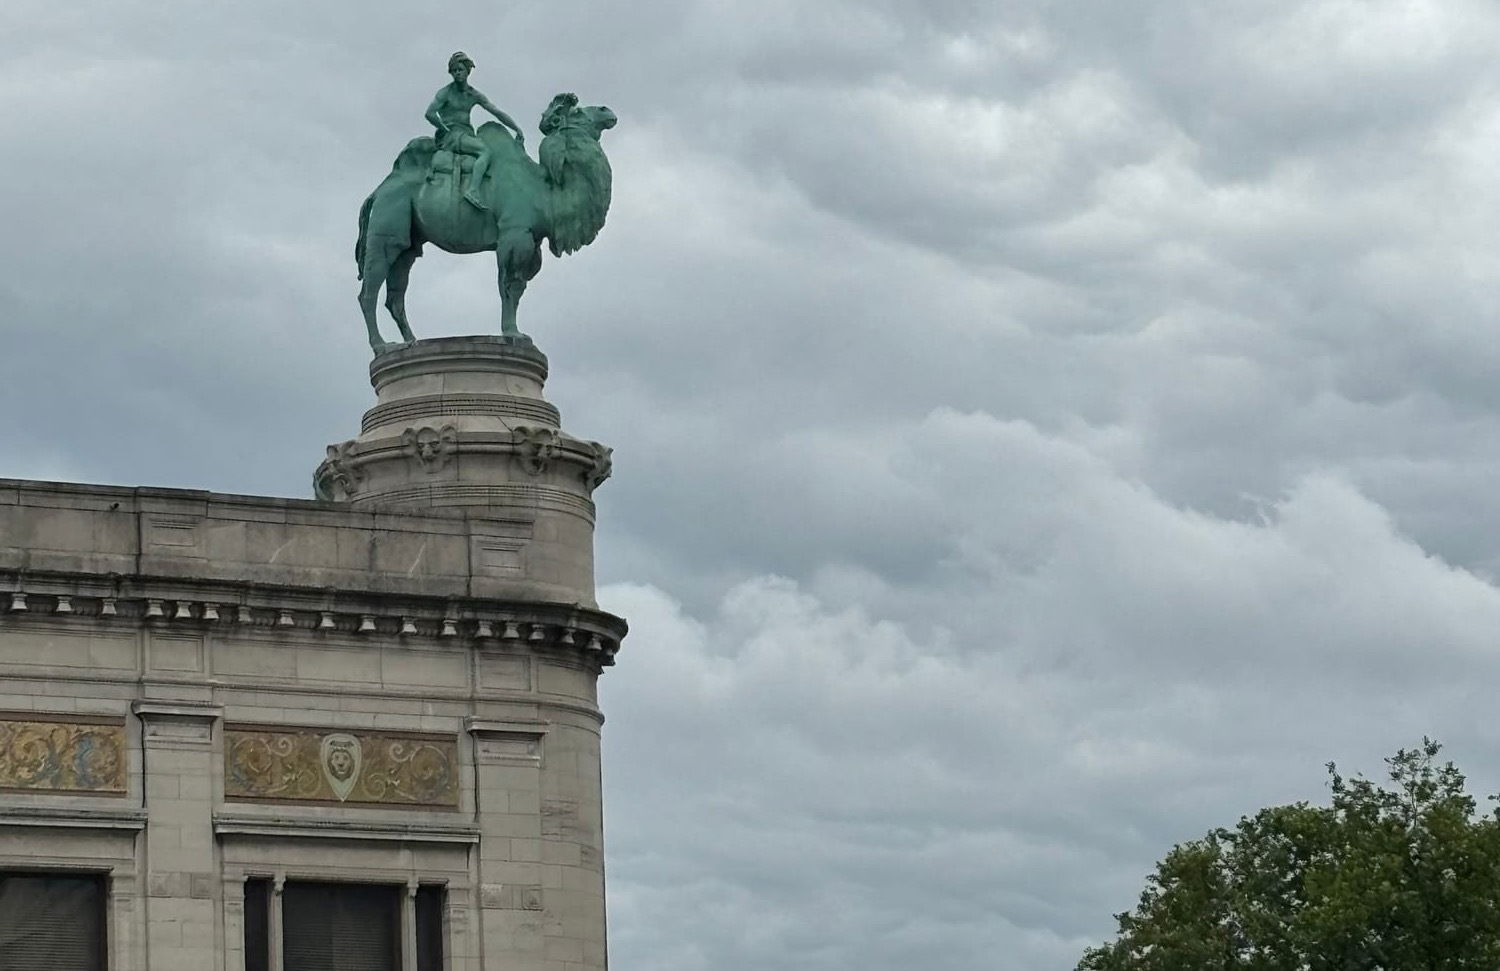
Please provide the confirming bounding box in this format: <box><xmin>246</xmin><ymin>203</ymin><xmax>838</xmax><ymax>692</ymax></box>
<box><xmin>225</xmin><ymin>726</ymin><xmax>458</xmax><ymax>808</ymax></box>
<box><xmin>0</xmin><ymin>715</ymin><xmax>127</xmax><ymax>794</ymax></box>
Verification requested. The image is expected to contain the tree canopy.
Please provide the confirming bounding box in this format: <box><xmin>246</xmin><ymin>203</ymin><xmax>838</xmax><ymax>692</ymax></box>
<box><xmin>1078</xmin><ymin>741</ymin><xmax>1500</xmax><ymax>970</ymax></box>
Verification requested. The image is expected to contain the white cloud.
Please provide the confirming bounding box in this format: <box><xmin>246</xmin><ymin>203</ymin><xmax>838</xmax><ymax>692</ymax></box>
<box><xmin>601</xmin><ymin>407</ymin><xmax>1500</xmax><ymax>969</ymax></box>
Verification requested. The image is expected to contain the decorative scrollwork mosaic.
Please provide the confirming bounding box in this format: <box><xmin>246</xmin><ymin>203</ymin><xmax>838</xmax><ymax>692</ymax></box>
<box><xmin>0</xmin><ymin>716</ymin><xmax>127</xmax><ymax>794</ymax></box>
<box><xmin>225</xmin><ymin>726</ymin><xmax>458</xmax><ymax>808</ymax></box>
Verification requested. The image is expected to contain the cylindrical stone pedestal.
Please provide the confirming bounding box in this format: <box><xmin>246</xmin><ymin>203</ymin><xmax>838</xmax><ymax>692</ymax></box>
<box><xmin>314</xmin><ymin>336</ymin><xmax>621</xmax><ymax>970</ymax></box>
<box><xmin>314</xmin><ymin>336</ymin><xmax>613</xmax><ymax>606</ymax></box>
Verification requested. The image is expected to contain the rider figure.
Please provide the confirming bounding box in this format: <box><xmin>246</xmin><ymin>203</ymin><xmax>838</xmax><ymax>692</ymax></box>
<box><xmin>425</xmin><ymin>52</ymin><xmax>525</xmax><ymax>211</ymax></box>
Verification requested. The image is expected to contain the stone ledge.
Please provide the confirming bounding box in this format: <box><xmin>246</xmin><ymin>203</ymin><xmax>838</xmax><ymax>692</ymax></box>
<box><xmin>214</xmin><ymin>813</ymin><xmax>480</xmax><ymax>844</ymax></box>
<box><xmin>369</xmin><ymin>335</ymin><xmax>549</xmax><ymax>388</ymax></box>
<box><xmin>467</xmin><ymin>718</ymin><xmax>549</xmax><ymax>738</ymax></box>
<box><xmin>133</xmin><ymin>701</ymin><xmax>224</xmax><ymax>722</ymax></box>
<box><xmin>0</xmin><ymin>670</ymin><xmax>608</xmax><ymax>722</ymax></box>
<box><xmin>0</xmin><ymin>805</ymin><xmax>148</xmax><ymax>830</ymax></box>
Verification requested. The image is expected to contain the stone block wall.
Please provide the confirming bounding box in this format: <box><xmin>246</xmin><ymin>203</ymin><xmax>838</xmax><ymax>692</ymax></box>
<box><xmin>0</xmin><ymin>479</ymin><xmax>624</xmax><ymax>971</ymax></box>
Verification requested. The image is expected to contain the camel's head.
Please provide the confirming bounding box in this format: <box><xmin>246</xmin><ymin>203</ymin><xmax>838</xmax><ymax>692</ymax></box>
<box><xmin>588</xmin><ymin>106</ymin><xmax>617</xmax><ymax>133</ymax></box>
<box><xmin>541</xmin><ymin>93</ymin><xmax>617</xmax><ymax>140</ymax></box>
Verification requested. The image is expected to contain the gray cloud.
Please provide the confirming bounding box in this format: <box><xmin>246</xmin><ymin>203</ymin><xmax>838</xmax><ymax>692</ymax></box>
<box><xmin>7</xmin><ymin>1</ymin><xmax>1500</xmax><ymax>968</ymax></box>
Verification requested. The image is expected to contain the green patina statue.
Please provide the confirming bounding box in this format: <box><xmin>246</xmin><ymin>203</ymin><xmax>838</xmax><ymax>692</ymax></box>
<box><xmin>357</xmin><ymin>53</ymin><xmax>617</xmax><ymax>354</ymax></box>
<box><xmin>425</xmin><ymin>51</ymin><xmax>526</xmax><ymax>212</ymax></box>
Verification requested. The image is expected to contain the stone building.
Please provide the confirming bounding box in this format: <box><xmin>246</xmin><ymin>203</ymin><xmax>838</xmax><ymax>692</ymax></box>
<box><xmin>0</xmin><ymin>337</ymin><xmax>625</xmax><ymax>971</ymax></box>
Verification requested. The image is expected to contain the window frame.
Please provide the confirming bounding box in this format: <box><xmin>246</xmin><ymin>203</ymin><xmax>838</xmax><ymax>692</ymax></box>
<box><xmin>241</xmin><ymin>876</ymin><xmax>449</xmax><ymax>971</ymax></box>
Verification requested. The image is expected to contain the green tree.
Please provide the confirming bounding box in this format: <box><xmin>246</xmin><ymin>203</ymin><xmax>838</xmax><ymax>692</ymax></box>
<box><xmin>1078</xmin><ymin>741</ymin><xmax>1500</xmax><ymax>970</ymax></box>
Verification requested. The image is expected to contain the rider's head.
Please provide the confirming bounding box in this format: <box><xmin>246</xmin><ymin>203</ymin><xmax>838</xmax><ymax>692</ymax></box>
<box><xmin>448</xmin><ymin>51</ymin><xmax>474</xmax><ymax>82</ymax></box>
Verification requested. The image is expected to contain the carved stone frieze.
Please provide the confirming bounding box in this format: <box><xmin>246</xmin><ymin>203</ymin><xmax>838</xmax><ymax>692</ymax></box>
<box><xmin>402</xmin><ymin>424</ymin><xmax>458</xmax><ymax>474</ymax></box>
<box><xmin>225</xmin><ymin>725</ymin><xmax>459</xmax><ymax>808</ymax></box>
<box><xmin>512</xmin><ymin>425</ymin><xmax>559</xmax><ymax>475</ymax></box>
<box><xmin>0</xmin><ymin>715</ymin><xmax>127</xmax><ymax>794</ymax></box>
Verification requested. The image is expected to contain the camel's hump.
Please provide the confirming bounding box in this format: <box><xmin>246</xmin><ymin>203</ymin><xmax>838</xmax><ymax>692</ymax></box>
<box><xmin>478</xmin><ymin>121</ymin><xmax>533</xmax><ymax>165</ymax></box>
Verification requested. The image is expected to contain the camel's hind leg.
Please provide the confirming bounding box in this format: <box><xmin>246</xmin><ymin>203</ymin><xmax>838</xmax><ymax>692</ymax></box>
<box><xmin>358</xmin><ymin>242</ymin><xmax>398</xmax><ymax>354</ymax></box>
<box><xmin>384</xmin><ymin>246</ymin><xmax>421</xmax><ymax>345</ymax></box>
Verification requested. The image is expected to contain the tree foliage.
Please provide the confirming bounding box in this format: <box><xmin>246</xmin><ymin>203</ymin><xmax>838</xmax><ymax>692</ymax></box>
<box><xmin>1078</xmin><ymin>741</ymin><xmax>1500</xmax><ymax>970</ymax></box>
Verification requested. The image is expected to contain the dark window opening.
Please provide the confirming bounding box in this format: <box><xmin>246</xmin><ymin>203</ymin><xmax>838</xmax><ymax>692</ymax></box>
<box><xmin>415</xmin><ymin>885</ymin><xmax>445</xmax><ymax>971</ymax></box>
<box><xmin>0</xmin><ymin>872</ymin><xmax>107</xmax><ymax>971</ymax></box>
<box><xmin>244</xmin><ymin>878</ymin><xmax>271</xmax><ymax>971</ymax></box>
<box><xmin>282</xmin><ymin>881</ymin><xmax>400</xmax><ymax>971</ymax></box>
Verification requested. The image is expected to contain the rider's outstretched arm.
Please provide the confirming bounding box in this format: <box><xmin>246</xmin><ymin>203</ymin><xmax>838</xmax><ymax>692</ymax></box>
<box><xmin>478</xmin><ymin>96</ymin><xmax>524</xmax><ymax>141</ymax></box>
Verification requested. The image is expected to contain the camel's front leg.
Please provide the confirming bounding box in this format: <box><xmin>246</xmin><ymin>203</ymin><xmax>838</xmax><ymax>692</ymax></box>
<box><xmin>496</xmin><ymin>232</ymin><xmax>543</xmax><ymax>339</ymax></box>
<box><xmin>496</xmin><ymin>250</ymin><xmax>527</xmax><ymax>338</ymax></box>
<box><xmin>499</xmin><ymin>280</ymin><xmax>524</xmax><ymax>336</ymax></box>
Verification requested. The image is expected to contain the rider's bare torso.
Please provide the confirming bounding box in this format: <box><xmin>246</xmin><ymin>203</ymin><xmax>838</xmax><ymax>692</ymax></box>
<box><xmin>429</xmin><ymin>82</ymin><xmax>487</xmax><ymax>138</ymax></box>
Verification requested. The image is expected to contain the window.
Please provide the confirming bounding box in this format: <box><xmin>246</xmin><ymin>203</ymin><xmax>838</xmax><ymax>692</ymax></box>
<box><xmin>244</xmin><ymin>879</ymin><xmax>446</xmax><ymax>971</ymax></box>
<box><xmin>415</xmin><ymin>885</ymin><xmax>444</xmax><ymax>971</ymax></box>
<box><xmin>244</xmin><ymin>878</ymin><xmax>271</xmax><ymax>971</ymax></box>
<box><xmin>0</xmin><ymin>872</ymin><xmax>107</xmax><ymax>971</ymax></box>
<box><xmin>283</xmin><ymin>882</ymin><xmax>400</xmax><ymax>971</ymax></box>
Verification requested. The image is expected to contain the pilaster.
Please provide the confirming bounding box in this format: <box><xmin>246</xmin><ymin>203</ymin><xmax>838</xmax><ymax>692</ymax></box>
<box><xmin>134</xmin><ymin>701</ymin><xmax>224</xmax><ymax>971</ymax></box>
<box><xmin>469</xmin><ymin>718</ymin><xmax>549</xmax><ymax>970</ymax></box>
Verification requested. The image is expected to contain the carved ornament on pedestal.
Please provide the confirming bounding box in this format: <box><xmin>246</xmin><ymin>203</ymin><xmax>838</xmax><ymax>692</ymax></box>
<box><xmin>402</xmin><ymin>424</ymin><xmax>458</xmax><ymax>473</ymax></box>
<box><xmin>512</xmin><ymin>425</ymin><xmax>559</xmax><ymax>475</ymax></box>
<box><xmin>313</xmin><ymin>440</ymin><xmax>366</xmax><ymax>501</ymax></box>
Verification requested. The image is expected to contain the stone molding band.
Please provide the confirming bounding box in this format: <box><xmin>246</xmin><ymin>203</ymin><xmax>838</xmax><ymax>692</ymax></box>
<box><xmin>361</xmin><ymin>394</ymin><xmax>560</xmax><ymax>434</ymax></box>
<box><xmin>348</xmin><ymin>432</ymin><xmax>606</xmax><ymax>471</ymax></box>
<box><xmin>368</xmin><ymin>336</ymin><xmax>549</xmax><ymax>388</ymax></box>
<box><xmin>316</xmin><ymin>434</ymin><xmax>608</xmax><ymax>509</ymax></box>
<box><xmin>214</xmin><ymin>814</ymin><xmax>481</xmax><ymax>843</ymax></box>
<box><xmin>0</xmin><ymin>806</ymin><xmax>148</xmax><ymax>830</ymax></box>
<box><xmin>355</xmin><ymin>482</ymin><xmax>596</xmax><ymax>517</ymax></box>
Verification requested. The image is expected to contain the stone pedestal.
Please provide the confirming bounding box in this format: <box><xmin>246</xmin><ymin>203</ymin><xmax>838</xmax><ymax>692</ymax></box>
<box><xmin>315</xmin><ymin>336</ymin><xmax>613</xmax><ymax>607</ymax></box>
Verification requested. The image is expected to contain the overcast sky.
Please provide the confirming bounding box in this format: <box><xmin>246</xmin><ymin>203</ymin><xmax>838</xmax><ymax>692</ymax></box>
<box><xmin>7</xmin><ymin>0</ymin><xmax>1500</xmax><ymax>967</ymax></box>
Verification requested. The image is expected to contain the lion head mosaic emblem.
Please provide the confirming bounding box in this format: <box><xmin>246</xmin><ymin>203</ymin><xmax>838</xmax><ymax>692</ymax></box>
<box><xmin>319</xmin><ymin>733</ymin><xmax>363</xmax><ymax>802</ymax></box>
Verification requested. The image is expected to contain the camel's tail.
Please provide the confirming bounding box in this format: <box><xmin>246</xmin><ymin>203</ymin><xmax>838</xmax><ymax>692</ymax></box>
<box><xmin>355</xmin><ymin>193</ymin><xmax>375</xmax><ymax>280</ymax></box>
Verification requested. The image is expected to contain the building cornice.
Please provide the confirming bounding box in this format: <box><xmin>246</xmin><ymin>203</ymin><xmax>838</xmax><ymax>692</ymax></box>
<box><xmin>0</xmin><ymin>570</ymin><xmax>625</xmax><ymax>668</ymax></box>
